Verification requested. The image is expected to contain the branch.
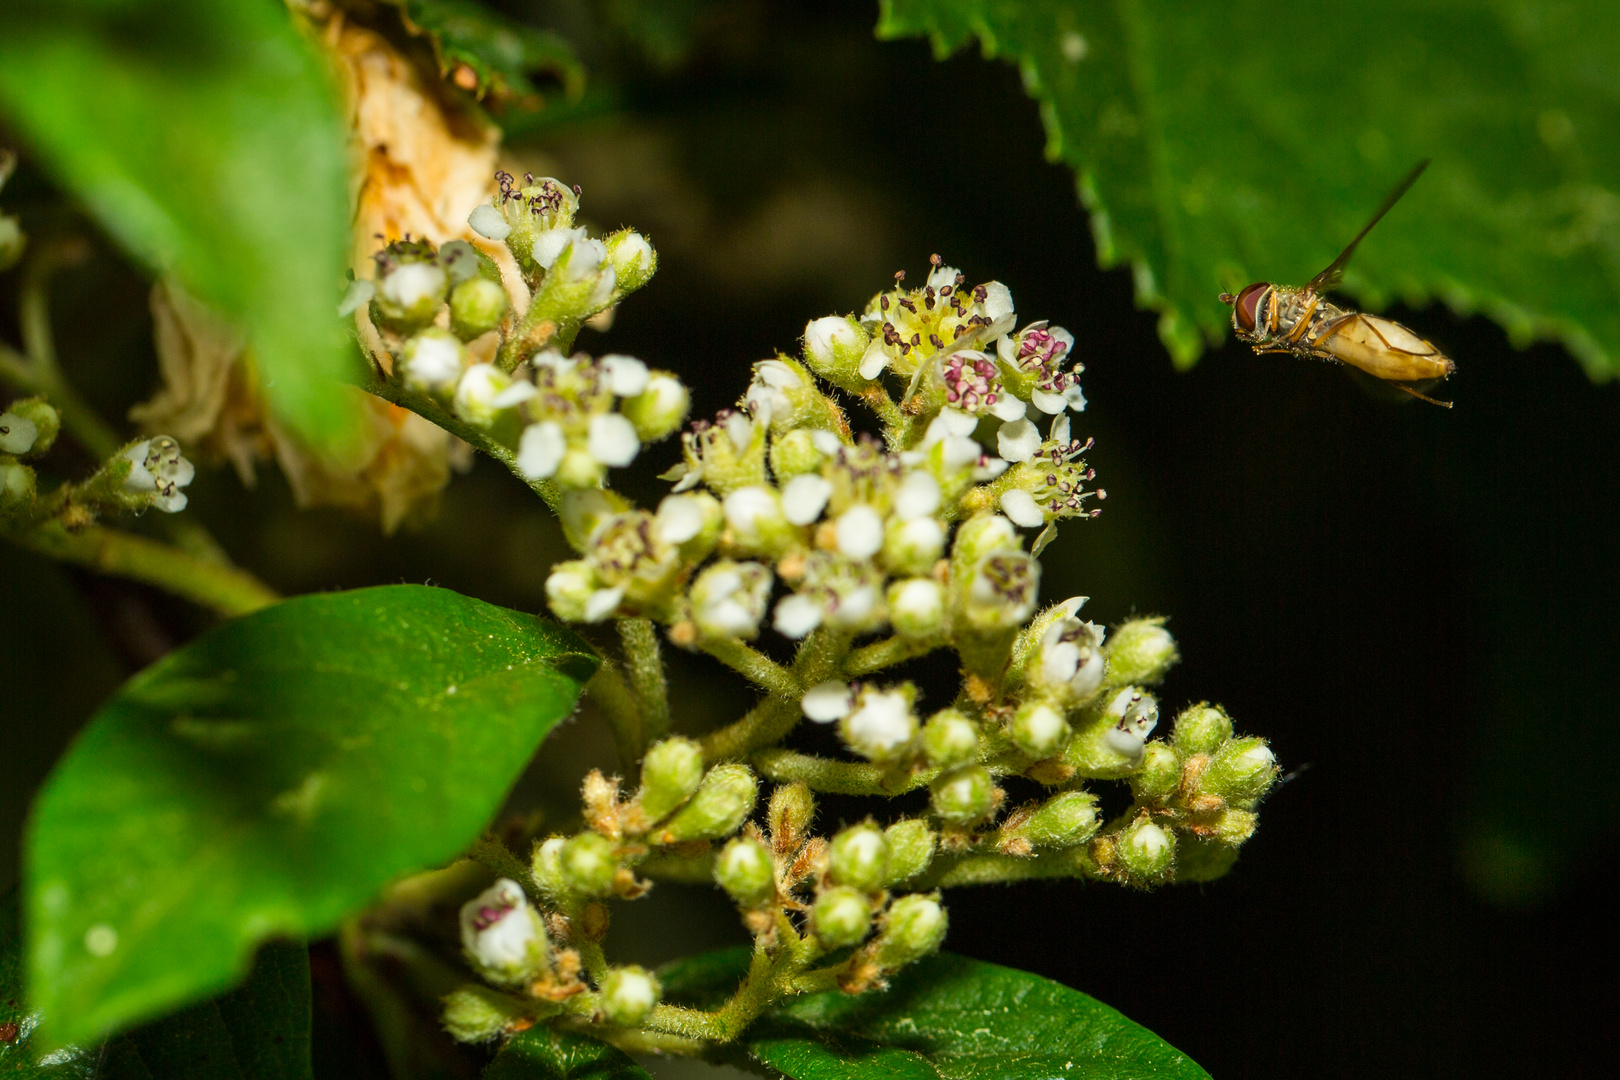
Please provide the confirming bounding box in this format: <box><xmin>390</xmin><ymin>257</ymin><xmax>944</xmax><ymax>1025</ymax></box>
<box><xmin>700</xmin><ymin>696</ymin><xmax>799</xmax><ymax>763</ymax></box>
<box><xmin>699</xmin><ymin>636</ymin><xmax>801</xmax><ymax>698</ymax></box>
<box><xmin>751</xmin><ymin>748</ymin><xmax>933</xmax><ymax>796</ymax></box>
<box><xmin>910</xmin><ymin>845</ymin><xmax>1102</xmax><ymax>889</ymax></box>
<box><xmin>618</xmin><ymin>617</ymin><xmax>670</xmax><ymax>749</ymax></box>
<box><xmin>842</xmin><ymin>634</ymin><xmax>942</xmax><ymax>677</ymax></box>
<box><xmin>584</xmin><ymin>661</ymin><xmax>644</xmax><ymax>775</ymax></box>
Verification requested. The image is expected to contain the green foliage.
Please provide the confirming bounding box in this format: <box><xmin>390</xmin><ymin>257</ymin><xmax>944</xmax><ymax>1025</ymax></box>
<box><xmin>386</xmin><ymin>0</ymin><xmax>585</xmax><ymax>107</ymax></box>
<box><xmin>3</xmin><ymin>891</ymin><xmax>311</xmax><ymax>1079</ymax></box>
<box><xmin>483</xmin><ymin>1027</ymin><xmax>650</xmax><ymax>1080</ymax></box>
<box><xmin>661</xmin><ymin>948</ymin><xmax>1210</xmax><ymax>1079</ymax></box>
<box><xmin>25</xmin><ymin>586</ymin><xmax>598</xmax><ymax>1049</ymax></box>
<box><xmin>879</xmin><ymin>0</ymin><xmax>1620</xmax><ymax>379</ymax></box>
<box><xmin>0</xmin><ymin>0</ymin><xmax>358</xmax><ymax>449</ymax></box>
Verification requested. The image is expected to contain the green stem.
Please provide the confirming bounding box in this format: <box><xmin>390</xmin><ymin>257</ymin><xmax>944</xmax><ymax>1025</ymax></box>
<box><xmin>10</xmin><ymin>520</ymin><xmax>280</xmax><ymax>618</ymax></box>
<box><xmin>585</xmin><ymin>662</ymin><xmax>643</xmax><ymax>775</ymax></box>
<box><xmin>617</xmin><ymin>617</ymin><xmax>670</xmax><ymax>750</ymax></box>
<box><xmin>699</xmin><ymin>636</ymin><xmax>801</xmax><ymax>698</ymax></box>
<box><xmin>842</xmin><ymin>634</ymin><xmax>943</xmax><ymax>677</ymax></box>
<box><xmin>700</xmin><ymin>696</ymin><xmax>798</xmax><ymax>763</ymax></box>
<box><xmin>0</xmin><ymin>340</ymin><xmax>121</xmax><ymax>461</ymax></box>
<box><xmin>751</xmin><ymin>747</ymin><xmax>934</xmax><ymax>796</ymax></box>
<box><xmin>636</xmin><ymin>849</ymin><xmax>716</xmax><ymax>884</ymax></box>
<box><xmin>467</xmin><ymin>834</ymin><xmax>539</xmax><ymax>895</ymax></box>
<box><xmin>911</xmin><ymin>845</ymin><xmax>1102</xmax><ymax>889</ymax></box>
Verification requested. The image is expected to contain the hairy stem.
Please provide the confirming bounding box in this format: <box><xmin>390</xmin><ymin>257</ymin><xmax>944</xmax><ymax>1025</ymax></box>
<box><xmin>467</xmin><ymin>834</ymin><xmax>539</xmax><ymax>896</ymax></box>
<box><xmin>842</xmin><ymin>634</ymin><xmax>943</xmax><ymax>677</ymax></box>
<box><xmin>911</xmin><ymin>845</ymin><xmax>1102</xmax><ymax>889</ymax></box>
<box><xmin>0</xmin><ymin>340</ymin><xmax>121</xmax><ymax>462</ymax></box>
<box><xmin>700</xmin><ymin>637</ymin><xmax>801</xmax><ymax>698</ymax></box>
<box><xmin>584</xmin><ymin>662</ymin><xmax>644</xmax><ymax>775</ymax></box>
<box><xmin>751</xmin><ymin>748</ymin><xmax>934</xmax><ymax>796</ymax></box>
<box><xmin>700</xmin><ymin>696</ymin><xmax>799</xmax><ymax>763</ymax></box>
<box><xmin>618</xmin><ymin>617</ymin><xmax>670</xmax><ymax>749</ymax></box>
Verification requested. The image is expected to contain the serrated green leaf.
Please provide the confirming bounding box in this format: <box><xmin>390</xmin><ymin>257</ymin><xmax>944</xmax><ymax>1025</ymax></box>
<box><xmin>660</xmin><ymin>948</ymin><xmax>1209</xmax><ymax>1080</ymax></box>
<box><xmin>878</xmin><ymin>0</ymin><xmax>1620</xmax><ymax>379</ymax></box>
<box><xmin>0</xmin><ymin>0</ymin><xmax>359</xmax><ymax>448</ymax></box>
<box><xmin>483</xmin><ymin>1027</ymin><xmax>650</xmax><ymax>1080</ymax></box>
<box><xmin>387</xmin><ymin>0</ymin><xmax>585</xmax><ymax>108</ymax></box>
<box><xmin>25</xmin><ymin>585</ymin><xmax>598</xmax><ymax>1049</ymax></box>
<box><xmin>3</xmin><ymin>892</ymin><xmax>310</xmax><ymax>1080</ymax></box>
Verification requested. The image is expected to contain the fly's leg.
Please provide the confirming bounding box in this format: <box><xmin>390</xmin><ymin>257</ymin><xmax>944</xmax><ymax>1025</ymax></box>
<box><xmin>1284</xmin><ymin>292</ymin><xmax>1322</xmax><ymax>344</ymax></box>
<box><xmin>1395</xmin><ymin>383</ymin><xmax>1453</xmax><ymax>408</ymax></box>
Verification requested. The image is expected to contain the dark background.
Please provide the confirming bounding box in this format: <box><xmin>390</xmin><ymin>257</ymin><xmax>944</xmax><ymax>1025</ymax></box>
<box><xmin>4</xmin><ymin>3</ymin><xmax>1616</xmax><ymax>1077</ymax></box>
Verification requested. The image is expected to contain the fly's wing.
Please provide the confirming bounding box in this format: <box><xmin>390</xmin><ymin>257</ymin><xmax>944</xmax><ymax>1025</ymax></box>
<box><xmin>1306</xmin><ymin>159</ymin><xmax>1430</xmax><ymax>293</ymax></box>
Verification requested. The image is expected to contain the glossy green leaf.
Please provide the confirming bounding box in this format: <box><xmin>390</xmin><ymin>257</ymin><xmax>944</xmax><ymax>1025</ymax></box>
<box><xmin>484</xmin><ymin>1027</ymin><xmax>650</xmax><ymax>1080</ymax></box>
<box><xmin>660</xmin><ymin>948</ymin><xmax>1209</xmax><ymax>1079</ymax></box>
<box><xmin>879</xmin><ymin>0</ymin><xmax>1620</xmax><ymax>379</ymax></box>
<box><xmin>0</xmin><ymin>0</ymin><xmax>359</xmax><ymax>447</ymax></box>
<box><xmin>3</xmin><ymin>892</ymin><xmax>310</xmax><ymax>1080</ymax></box>
<box><xmin>388</xmin><ymin>0</ymin><xmax>585</xmax><ymax>108</ymax></box>
<box><xmin>25</xmin><ymin>585</ymin><xmax>598</xmax><ymax>1049</ymax></box>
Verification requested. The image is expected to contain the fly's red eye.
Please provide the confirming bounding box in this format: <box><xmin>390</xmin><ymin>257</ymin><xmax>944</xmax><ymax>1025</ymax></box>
<box><xmin>1234</xmin><ymin>282</ymin><xmax>1267</xmax><ymax>332</ymax></box>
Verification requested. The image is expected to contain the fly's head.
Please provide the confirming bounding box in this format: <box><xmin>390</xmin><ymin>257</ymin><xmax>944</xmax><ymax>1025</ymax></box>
<box><xmin>1217</xmin><ymin>282</ymin><xmax>1270</xmax><ymax>342</ymax></box>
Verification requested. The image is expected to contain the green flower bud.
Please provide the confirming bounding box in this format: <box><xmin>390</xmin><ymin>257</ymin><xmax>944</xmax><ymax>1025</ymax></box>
<box><xmin>768</xmin><ymin>781</ymin><xmax>815</xmax><ymax>851</ymax></box>
<box><xmin>401</xmin><ymin>329</ymin><xmax>467</xmax><ymax>393</ymax></box>
<box><xmin>714</xmin><ymin>836</ymin><xmax>775</xmax><ymax>906</ymax></box>
<box><xmin>930</xmin><ymin>765</ymin><xmax>997</xmax><ymax>824</ymax></box>
<box><xmin>873</xmin><ymin>894</ymin><xmax>947</xmax><ymax>969</ymax></box>
<box><xmin>950</xmin><ymin>513</ymin><xmax>1021</xmax><ymax>566</ymax></box>
<box><xmin>605</xmin><ymin>229</ymin><xmax>657</xmax><ymax>295</ymax></box>
<box><xmin>1203</xmin><ymin>738</ymin><xmax>1278</xmax><ymax>802</ymax></box>
<box><xmin>1129</xmin><ymin>742</ymin><xmax>1182</xmax><ymax>801</ymax></box>
<box><xmin>442</xmin><ymin>984</ymin><xmax>531</xmax><ymax>1043</ymax></box>
<box><xmin>531</xmin><ymin>836</ymin><xmax>567</xmax><ymax>898</ymax></box>
<box><xmin>1175</xmin><ymin>835</ymin><xmax>1241</xmax><ymax>883</ymax></box>
<box><xmin>599</xmin><ymin>966</ymin><xmax>661</xmax><ymax>1027</ymax></box>
<box><xmin>1022</xmin><ymin>791</ymin><xmax>1099</xmax><ymax>848</ymax></box>
<box><xmin>373</xmin><ymin>259</ymin><xmax>448</xmax><ymax>332</ymax></box>
<box><xmin>3</xmin><ymin>398</ymin><xmax>59</xmax><ymax>457</ymax></box>
<box><xmin>829</xmin><ymin>823</ymin><xmax>890</xmax><ymax>894</ymax></box>
<box><xmin>1173</xmin><ymin>703</ymin><xmax>1233</xmax><ymax>756</ymax></box>
<box><xmin>802</xmin><ymin>315</ymin><xmax>871</xmax><ymax>389</ymax></box>
<box><xmin>459</xmin><ymin>878</ymin><xmax>549</xmax><ymax>984</ymax></box>
<box><xmin>561</xmin><ymin>832</ymin><xmax>618</xmax><ymax>896</ymax></box>
<box><xmin>885</xmin><ymin>519</ymin><xmax>948</xmax><ymax>578</ymax></box>
<box><xmin>622</xmin><ymin>372</ymin><xmax>690</xmax><ymax>443</ymax></box>
<box><xmin>0</xmin><ymin>213</ymin><xmax>23</xmax><ymax>274</ymax></box>
<box><xmin>812</xmin><ymin>886</ymin><xmax>872</xmax><ymax>949</ymax></box>
<box><xmin>638</xmin><ymin>736</ymin><xmax>705</xmax><ymax>823</ymax></box>
<box><xmin>1118</xmin><ymin>819</ymin><xmax>1176</xmax><ymax>879</ymax></box>
<box><xmin>0</xmin><ymin>462</ymin><xmax>36</xmax><ymax>509</ymax></box>
<box><xmin>656</xmin><ymin>763</ymin><xmax>758</xmax><ymax>843</ymax></box>
<box><xmin>1105</xmin><ymin>617</ymin><xmax>1178</xmax><ymax>686</ymax></box>
<box><xmin>921</xmin><ymin>708</ymin><xmax>979</xmax><ymax>769</ymax></box>
<box><xmin>1210</xmin><ymin>808</ymin><xmax>1258</xmax><ymax>845</ymax></box>
<box><xmin>449</xmin><ymin>276</ymin><xmax>509</xmax><ymax>340</ymax></box>
<box><xmin>544</xmin><ymin>560</ymin><xmax>601</xmax><ymax>623</ymax></box>
<box><xmin>882</xmin><ymin>819</ymin><xmax>936</xmax><ymax>886</ymax></box>
<box><xmin>1009</xmin><ymin>700</ymin><xmax>1070</xmax><ymax>758</ymax></box>
<box><xmin>768</xmin><ymin>427</ymin><xmax>825</xmax><ymax>481</ymax></box>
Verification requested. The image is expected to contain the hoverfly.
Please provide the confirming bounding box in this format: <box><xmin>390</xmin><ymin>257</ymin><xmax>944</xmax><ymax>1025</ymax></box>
<box><xmin>1219</xmin><ymin>160</ymin><xmax>1456</xmax><ymax>407</ymax></box>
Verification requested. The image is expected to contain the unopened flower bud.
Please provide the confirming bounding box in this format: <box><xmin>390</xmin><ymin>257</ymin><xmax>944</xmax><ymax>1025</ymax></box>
<box><xmin>690</xmin><ymin>560</ymin><xmax>773</xmax><ymax>639</ymax></box>
<box><xmin>530</xmin><ymin>836</ymin><xmax>567</xmax><ymax>897</ymax></box>
<box><xmin>450</xmin><ymin>276</ymin><xmax>509</xmax><ymax>340</ymax></box>
<box><xmin>714</xmin><ymin>836</ymin><xmax>775</xmax><ymax>906</ymax></box>
<box><xmin>951</xmin><ymin>513</ymin><xmax>1020</xmax><ymax>565</ymax></box>
<box><xmin>1022</xmin><ymin>791</ymin><xmax>1099</xmax><ymax>848</ymax></box>
<box><xmin>887</xmin><ymin>577</ymin><xmax>946</xmax><ymax>639</ymax></box>
<box><xmin>930</xmin><ymin>765</ymin><xmax>996</xmax><ymax>824</ymax></box>
<box><xmin>0</xmin><ymin>462</ymin><xmax>35</xmax><ymax>507</ymax></box>
<box><xmin>813</xmin><ymin>886</ymin><xmax>872</xmax><ymax>949</ymax></box>
<box><xmin>884</xmin><ymin>518</ymin><xmax>947</xmax><ymax>576</ymax></box>
<box><xmin>768</xmin><ymin>428</ymin><xmax>825</xmax><ymax>481</ymax></box>
<box><xmin>1009</xmin><ymin>701</ymin><xmax>1070</xmax><ymax>758</ymax></box>
<box><xmin>803</xmin><ymin>315</ymin><xmax>870</xmax><ymax>387</ymax></box>
<box><xmin>921</xmin><ymin>709</ymin><xmax>979</xmax><ymax>769</ymax></box>
<box><xmin>882</xmin><ymin>820</ymin><xmax>936</xmax><ymax>885</ymax></box>
<box><xmin>0</xmin><ymin>410</ymin><xmax>38</xmax><ymax>455</ymax></box>
<box><xmin>721</xmin><ymin>485</ymin><xmax>795</xmax><ymax>557</ymax></box>
<box><xmin>545</xmin><ymin>560</ymin><xmax>602</xmax><ymax>622</ymax></box>
<box><xmin>1175</xmin><ymin>835</ymin><xmax>1241</xmax><ymax>883</ymax></box>
<box><xmin>561</xmin><ymin>832</ymin><xmax>618</xmax><ymax>897</ymax></box>
<box><xmin>2</xmin><ymin>399</ymin><xmax>57</xmax><ymax>456</ymax></box>
<box><xmin>454</xmin><ymin>364</ymin><xmax>520</xmax><ymax>428</ymax></box>
<box><xmin>1105</xmin><ymin>617</ymin><xmax>1178</xmax><ymax>686</ymax></box>
<box><xmin>375</xmin><ymin>260</ymin><xmax>448</xmax><ymax>330</ymax></box>
<box><xmin>638</xmin><ymin>737</ymin><xmax>705</xmax><ymax>823</ymax></box>
<box><xmin>768</xmin><ymin>781</ymin><xmax>816</xmax><ymax>851</ymax></box>
<box><xmin>840</xmin><ymin>687</ymin><xmax>918</xmax><ymax>762</ymax></box>
<box><xmin>655</xmin><ymin>492</ymin><xmax>722</xmax><ymax>560</ymax></box>
<box><xmin>657</xmin><ymin>763</ymin><xmax>758</xmax><ymax>843</ymax></box>
<box><xmin>442</xmin><ymin>984</ymin><xmax>531</xmax><ymax>1043</ymax></box>
<box><xmin>599</xmin><ymin>966</ymin><xmax>661</xmax><ymax>1027</ymax></box>
<box><xmin>621</xmin><ymin>372</ymin><xmax>689</xmax><ymax>442</ymax></box>
<box><xmin>1130</xmin><ymin>742</ymin><xmax>1182</xmax><ymax>801</ymax></box>
<box><xmin>402</xmin><ymin>330</ymin><xmax>466</xmax><ymax>392</ymax></box>
<box><xmin>605</xmin><ymin>229</ymin><xmax>657</xmax><ymax>295</ymax></box>
<box><xmin>1173</xmin><ymin>703</ymin><xmax>1233</xmax><ymax>756</ymax></box>
<box><xmin>1210</xmin><ymin>808</ymin><xmax>1258</xmax><ymax>845</ymax></box>
<box><xmin>829</xmin><ymin>824</ymin><xmax>889</xmax><ymax>894</ymax></box>
<box><xmin>873</xmin><ymin>894</ymin><xmax>947</xmax><ymax>969</ymax></box>
<box><xmin>1203</xmin><ymin>738</ymin><xmax>1278</xmax><ymax>802</ymax></box>
<box><xmin>459</xmin><ymin>878</ymin><xmax>548</xmax><ymax>984</ymax></box>
<box><xmin>1118</xmin><ymin>819</ymin><xmax>1176</xmax><ymax>879</ymax></box>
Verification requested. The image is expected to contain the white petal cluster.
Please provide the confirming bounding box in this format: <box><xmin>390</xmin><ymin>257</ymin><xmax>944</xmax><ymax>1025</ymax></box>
<box><xmin>1102</xmin><ymin>688</ymin><xmax>1160</xmax><ymax>761</ymax></box>
<box><xmin>122</xmin><ymin>436</ymin><xmax>195</xmax><ymax>513</ymax></box>
<box><xmin>1032</xmin><ymin>598</ymin><xmax>1107</xmax><ymax>704</ymax></box>
<box><xmin>459</xmin><ymin>878</ymin><xmax>547</xmax><ymax>983</ymax></box>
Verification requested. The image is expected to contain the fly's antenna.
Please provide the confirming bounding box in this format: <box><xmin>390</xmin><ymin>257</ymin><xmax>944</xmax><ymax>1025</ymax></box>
<box><xmin>1395</xmin><ymin>383</ymin><xmax>1453</xmax><ymax>408</ymax></box>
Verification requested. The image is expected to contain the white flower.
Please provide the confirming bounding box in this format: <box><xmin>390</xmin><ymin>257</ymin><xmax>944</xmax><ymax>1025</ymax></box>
<box><xmin>835</xmin><ymin>505</ymin><xmax>885</xmax><ymax>559</ymax></box>
<box><xmin>1103</xmin><ymin>689</ymin><xmax>1160</xmax><ymax>760</ymax></box>
<box><xmin>403</xmin><ymin>334</ymin><xmax>464</xmax><ymax>390</ymax></box>
<box><xmin>927</xmin><ymin>264</ymin><xmax>961</xmax><ymax>290</ymax></box>
<box><xmin>691</xmin><ymin>561</ymin><xmax>773</xmax><ymax>639</ymax></box>
<box><xmin>745</xmin><ymin>359</ymin><xmax>805</xmax><ymax>424</ymax></box>
<box><xmin>802</xmin><ymin>680</ymin><xmax>855</xmax><ymax>722</ymax></box>
<box><xmin>1064</xmin><ymin>382</ymin><xmax>1088</xmax><ymax>412</ymax></box>
<box><xmin>380</xmin><ymin>262</ymin><xmax>446</xmax><ymax>311</ymax></box>
<box><xmin>588</xmin><ymin>413</ymin><xmax>641</xmax><ymax>468</ymax></box>
<box><xmin>886</xmin><ymin>516</ymin><xmax>946</xmax><ymax>570</ymax></box>
<box><xmin>809</xmin><ymin>429</ymin><xmax>845</xmax><ymax>456</ymax></box>
<box><xmin>491</xmin><ymin>380</ymin><xmax>537</xmax><ymax>408</ymax></box>
<box><xmin>894</xmin><ymin>470</ymin><xmax>940</xmax><ymax>520</ymax></box>
<box><xmin>1036</xmin><ymin>613</ymin><xmax>1106</xmax><ymax>701</ymax></box>
<box><xmin>1031</xmin><ymin>388</ymin><xmax>1067</xmax><ymax>414</ymax></box>
<box><xmin>454</xmin><ymin>364</ymin><xmax>512</xmax><ymax>427</ymax></box>
<box><xmin>655</xmin><ymin>494</ymin><xmax>707</xmax><ymax>544</ymax></box>
<box><xmin>782</xmin><ymin>473</ymin><xmax>833</xmax><ymax>525</ymax></box>
<box><xmin>981</xmin><ymin>281</ymin><xmax>1015</xmax><ymax>328</ymax></box>
<box><xmin>1000</xmin><ymin>489</ymin><xmax>1045</xmax><ymax>528</ymax></box>
<box><xmin>827</xmin><ymin>583</ymin><xmax>878</xmax><ymax>629</ymax></box>
<box><xmin>517</xmin><ymin>422</ymin><xmax>567</xmax><ymax>480</ymax></box>
<box><xmin>468</xmin><ymin>203</ymin><xmax>511</xmax><ymax>241</ymax></box>
<box><xmin>973</xmin><ymin>457</ymin><xmax>1010</xmax><ymax>482</ymax></box>
<box><xmin>725</xmin><ymin>411</ymin><xmax>755</xmax><ymax>452</ymax></box>
<box><xmin>989</xmin><ymin>394</ymin><xmax>1027</xmax><ymax>423</ymax></box>
<box><xmin>888</xmin><ymin>578</ymin><xmax>945</xmax><ymax>638</ymax></box>
<box><xmin>842</xmin><ymin>689</ymin><xmax>917</xmax><ymax>759</ymax></box>
<box><xmin>533</xmin><ymin>225</ymin><xmax>589</xmax><ymax>269</ymax></box>
<box><xmin>460</xmin><ymin>878</ymin><xmax>544</xmax><ymax>979</ymax></box>
<box><xmin>858</xmin><ymin>336</ymin><xmax>891</xmax><ymax>380</ymax></box>
<box><xmin>583</xmin><ymin>584</ymin><xmax>627</xmax><ymax>622</ymax></box>
<box><xmin>773</xmin><ymin>592</ymin><xmax>825</xmax><ymax>638</ymax></box>
<box><xmin>122</xmin><ymin>437</ymin><xmax>194</xmax><ymax>512</ymax></box>
<box><xmin>996</xmin><ymin>418</ymin><xmax>1041</xmax><ymax>463</ymax></box>
<box><xmin>0</xmin><ymin>412</ymin><xmax>38</xmax><ymax>455</ymax></box>
<box><xmin>600</xmin><ymin>354</ymin><xmax>651</xmax><ymax>397</ymax></box>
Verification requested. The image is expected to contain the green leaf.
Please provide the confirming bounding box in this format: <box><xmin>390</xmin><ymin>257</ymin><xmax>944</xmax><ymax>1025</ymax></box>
<box><xmin>878</xmin><ymin>0</ymin><xmax>1620</xmax><ymax>379</ymax></box>
<box><xmin>25</xmin><ymin>585</ymin><xmax>598</xmax><ymax>1049</ymax></box>
<box><xmin>387</xmin><ymin>0</ymin><xmax>585</xmax><ymax>108</ymax></box>
<box><xmin>0</xmin><ymin>0</ymin><xmax>359</xmax><ymax>448</ymax></box>
<box><xmin>484</xmin><ymin>1027</ymin><xmax>650</xmax><ymax>1080</ymax></box>
<box><xmin>660</xmin><ymin>948</ymin><xmax>1209</xmax><ymax>1079</ymax></box>
<box><xmin>3</xmin><ymin>892</ymin><xmax>311</xmax><ymax>1079</ymax></box>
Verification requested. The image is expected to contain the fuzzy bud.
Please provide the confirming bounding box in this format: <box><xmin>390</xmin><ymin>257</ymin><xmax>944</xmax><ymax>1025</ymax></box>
<box><xmin>1022</xmin><ymin>791</ymin><xmax>1099</xmax><ymax>848</ymax></box>
<box><xmin>459</xmin><ymin>878</ymin><xmax>548</xmax><ymax>984</ymax></box>
<box><xmin>768</xmin><ymin>782</ymin><xmax>816</xmax><ymax>851</ymax></box>
<box><xmin>1203</xmin><ymin>738</ymin><xmax>1278</xmax><ymax>802</ymax></box>
<box><xmin>802</xmin><ymin>315</ymin><xmax>871</xmax><ymax>387</ymax></box>
<box><xmin>689</xmin><ymin>560</ymin><xmax>773</xmax><ymax>640</ymax></box>
<box><xmin>621</xmin><ymin>372</ymin><xmax>690</xmax><ymax>442</ymax></box>
<box><xmin>873</xmin><ymin>894</ymin><xmax>947</xmax><ymax>969</ymax></box>
<box><xmin>884</xmin><ymin>518</ymin><xmax>947</xmax><ymax>577</ymax></box>
<box><xmin>829</xmin><ymin>824</ymin><xmax>889</xmax><ymax>894</ymax></box>
<box><xmin>812</xmin><ymin>886</ymin><xmax>872</xmax><ymax>949</ymax></box>
<box><xmin>599</xmin><ymin>966</ymin><xmax>661</xmax><ymax>1027</ymax></box>
<box><xmin>1105</xmin><ymin>617</ymin><xmax>1178</xmax><ymax>686</ymax></box>
<box><xmin>1210</xmin><ymin>808</ymin><xmax>1258</xmax><ymax>845</ymax></box>
<box><xmin>442</xmin><ymin>984</ymin><xmax>531</xmax><ymax>1043</ymax></box>
<box><xmin>561</xmin><ymin>832</ymin><xmax>618</xmax><ymax>897</ymax></box>
<box><xmin>1009</xmin><ymin>700</ymin><xmax>1070</xmax><ymax>758</ymax></box>
<box><xmin>1118</xmin><ymin>819</ymin><xmax>1176</xmax><ymax>879</ymax></box>
<box><xmin>882</xmin><ymin>820</ymin><xmax>936</xmax><ymax>886</ymax></box>
<box><xmin>638</xmin><ymin>737</ymin><xmax>705</xmax><ymax>823</ymax></box>
<box><xmin>840</xmin><ymin>687</ymin><xmax>918</xmax><ymax>762</ymax></box>
<box><xmin>721</xmin><ymin>485</ymin><xmax>795</xmax><ymax>557</ymax></box>
<box><xmin>951</xmin><ymin>513</ymin><xmax>1021</xmax><ymax>565</ymax></box>
<box><xmin>605</xmin><ymin>229</ymin><xmax>657</xmax><ymax>295</ymax></box>
<box><xmin>656</xmin><ymin>763</ymin><xmax>758</xmax><ymax>843</ymax></box>
<box><xmin>401</xmin><ymin>330</ymin><xmax>467</xmax><ymax>392</ymax></box>
<box><xmin>714</xmin><ymin>836</ymin><xmax>775</xmax><ymax>906</ymax></box>
<box><xmin>930</xmin><ymin>765</ymin><xmax>996</xmax><ymax>824</ymax></box>
<box><xmin>921</xmin><ymin>709</ymin><xmax>979</xmax><ymax>769</ymax></box>
<box><xmin>768</xmin><ymin>427</ymin><xmax>825</xmax><ymax>481</ymax></box>
<box><xmin>886</xmin><ymin>577</ymin><xmax>946</xmax><ymax>638</ymax></box>
<box><xmin>449</xmin><ymin>276</ymin><xmax>509</xmax><ymax>340</ymax></box>
<box><xmin>0</xmin><ymin>462</ymin><xmax>35</xmax><ymax>508</ymax></box>
<box><xmin>1173</xmin><ymin>703</ymin><xmax>1234</xmax><ymax>756</ymax></box>
<box><xmin>2</xmin><ymin>399</ymin><xmax>58</xmax><ymax>456</ymax></box>
<box><xmin>374</xmin><ymin>260</ymin><xmax>448</xmax><ymax>331</ymax></box>
<box><xmin>1130</xmin><ymin>742</ymin><xmax>1182</xmax><ymax>801</ymax></box>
